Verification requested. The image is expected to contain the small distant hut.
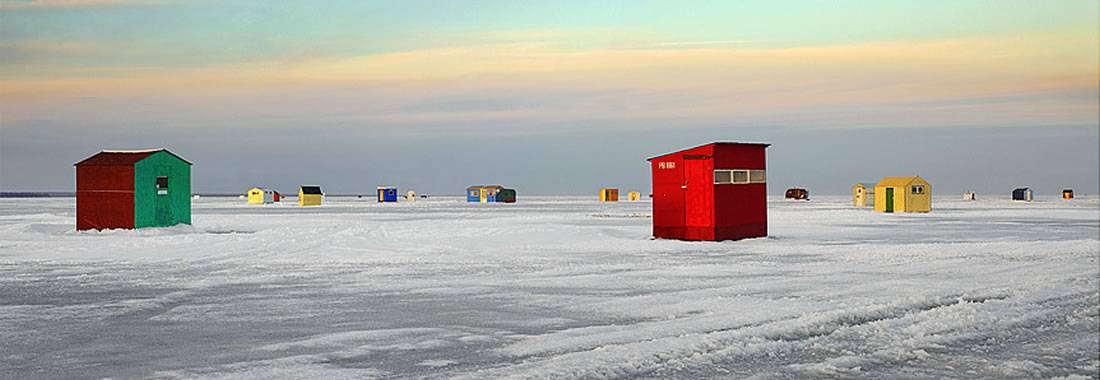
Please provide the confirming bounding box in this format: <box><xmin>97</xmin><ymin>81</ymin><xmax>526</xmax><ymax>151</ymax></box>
<box><xmin>784</xmin><ymin>188</ymin><xmax>809</xmax><ymax>200</ymax></box>
<box><xmin>466</xmin><ymin>186</ymin><xmax>482</xmax><ymax>202</ymax></box>
<box><xmin>599</xmin><ymin>188</ymin><xmax>619</xmax><ymax>202</ymax></box>
<box><xmin>377</xmin><ymin>186</ymin><xmax>398</xmax><ymax>203</ymax></box>
<box><xmin>405</xmin><ymin>190</ymin><xmax>417</xmax><ymax>201</ymax></box>
<box><xmin>1012</xmin><ymin>187</ymin><xmax>1033</xmax><ymax>202</ymax></box>
<box><xmin>299</xmin><ymin>185</ymin><xmax>323</xmax><ymax>206</ymax></box>
<box><xmin>467</xmin><ymin>185</ymin><xmax>504</xmax><ymax>203</ymax></box>
<box><xmin>1062</xmin><ymin>189</ymin><xmax>1074</xmax><ymax>200</ymax></box>
<box><xmin>627</xmin><ymin>191</ymin><xmax>642</xmax><ymax>201</ymax></box>
<box><xmin>74</xmin><ymin>149</ymin><xmax>192</xmax><ymax>230</ymax></box>
<box><xmin>963</xmin><ymin>191</ymin><xmax>976</xmax><ymax>201</ymax></box>
<box><xmin>273</xmin><ymin>190</ymin><xmax>281</xmax><ymax>202</ymax></box>
<box><xmin>248</xmin><ymin>187</ymin><xmax>276</xmax><ymax>204</ymax></box>
<box><xmin>853</xmin><ymin>182</ymin><xmax>874</xmax><ymax>208</ymax></box>
<box><xmin>496</xmin><ymin>188</ymin><xmax>517</xmax><ymax>203</ymax></box>
<box><xmin>874</xmin><ymin>176</ymin><xmax>931</xmax><ymax>213</ymax></box>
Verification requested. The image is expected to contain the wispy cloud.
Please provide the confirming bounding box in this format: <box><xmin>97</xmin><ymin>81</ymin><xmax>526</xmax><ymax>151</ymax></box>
<box><xmin>0</xmin><ymin>0</ymin><xmax>159</xmax><ymax>11</ymax></box>
<box><xmin>0</xmin><ymin>40</ymin><xmax>106</xmax><ymax>65</ymax></box>
<box><xmin>650</xmin><ymin>40</ymin><xmax>756</xmax><ymax>47</ymax></box>
<box><xmin>1</xmin><ymin>33</ymin><xmax>1096</xmax><ymax>134</ymax></box>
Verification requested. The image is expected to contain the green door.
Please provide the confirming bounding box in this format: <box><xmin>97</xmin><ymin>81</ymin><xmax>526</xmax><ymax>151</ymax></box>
<box><xmin>885</xmin><ymin>187</ymin><xmax>894</xmax><ymax>213</ymax></box>
<box><xmin>155</xmin><ymin>166</ymin><xmax>172</xmax><ymax>226</ymax></box>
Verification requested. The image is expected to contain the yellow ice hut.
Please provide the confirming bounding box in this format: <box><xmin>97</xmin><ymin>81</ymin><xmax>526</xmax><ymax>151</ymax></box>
<box><xmin>874</xmin><ymin>176</ymin><xmax>931</xmax><ymax>213</ymax></box>
<box><xmin>247</xmin><ymin>187</ymin><xmax>275</xmax><ymax>204</ymax></box>
<box><xmin>298</xmin><ymin>185</ymin><xmax>323</xmax><ymax>206</ymax></box>
<box><xmin>627</xmin><ymin>191</ymin><xmax>642</xmax><ymax>201</ymax></box>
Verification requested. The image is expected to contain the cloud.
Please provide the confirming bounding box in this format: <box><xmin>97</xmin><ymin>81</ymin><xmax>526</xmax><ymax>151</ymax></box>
<box><xmin>0</xmin><ymin>40</ymin><xmax>106</xmax><ymax>65</ymax></box>
<box><xmin>650</xmin><ymin>40</ymin><xmax>756</xmax><ymax>47</ymax></box>
<box><xmin>1</xmin><ymin>33</ymin><xmax>1096</xmax><ymax>135</ymax></box>
<box><xmin>0</xmin><ymin>0</ymin><xmax>159</xmax><ymax>10</ymax></box>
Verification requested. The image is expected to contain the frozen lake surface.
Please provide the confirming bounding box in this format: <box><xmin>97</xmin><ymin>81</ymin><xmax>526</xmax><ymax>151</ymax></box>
<box><xmin>0</xmin><ymin>196</ymin><xmax>1097</xmax><ymax>379</ymax></box>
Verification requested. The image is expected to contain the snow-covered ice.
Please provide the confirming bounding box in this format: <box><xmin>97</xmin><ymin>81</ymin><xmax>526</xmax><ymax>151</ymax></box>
<box><xmin>0</xmin><ymin>196</ymin><xmax>1097</xmax><ymax>379</ymax></box>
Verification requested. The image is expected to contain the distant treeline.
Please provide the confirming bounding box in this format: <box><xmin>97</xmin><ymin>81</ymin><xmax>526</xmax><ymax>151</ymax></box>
<box><xmin>0</xmin><ymin>192</ymin><xmax>449</xmax><ymax>198</ymax></box>
<box><xmin>0</xmin><ymin>192</ymin><xmax>244</xmax><ymax>198</ymax></box>
<box><xmin>0</xmin><ymin>192</ymin><xmax>73</xmax><ymax>198</ymax></box>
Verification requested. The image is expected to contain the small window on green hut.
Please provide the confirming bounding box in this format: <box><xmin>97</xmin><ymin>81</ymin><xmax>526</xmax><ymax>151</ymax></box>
<box><xmin>156</xmin><ymin>176</ymin><xmax>169</xmax><ymax>195</ymax></box>
<box><xmin>911</xmin><ymin>185</ymin><xmax>924</xmax><ymax>194</ymax></box>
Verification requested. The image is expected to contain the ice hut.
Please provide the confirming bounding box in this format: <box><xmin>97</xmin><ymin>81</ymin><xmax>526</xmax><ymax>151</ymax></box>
<box><xmin>627</xmin><ymin>191</ymin><xmax>642</xmax><ymax>201</ymax></box>
<box><xmin>1062</xmin><ymin>189</ymin><xmax>1074</xmax><ymax>200</ymax></box>
<box><xmin>299</xmin><ymin>185</ymin><xmax>323</xmax><ymax>206</ymax></box>
<box><xmin>377</xmin><ymin>186</ymin><xmax>398</xmax><ymax>203</ymax></box>
<box><xmin>1012</xmin><ymin>187</ymin><xmax>1033</xmax><ymax>202</ymax></box>
<box><xmin>784</xmin><ymin>188</ymin><xmax>809</xmax><ymax>200</ymax></box>
<box><xmin>873</xmin><ymin>176</ymin><xmax>931</xmax><ymax>213</ymax></box>
<box><xmin>248</xmin><ymin>187</ymin><xmax>276</xmax><ymax>204</ymax></box>
<box><xmin>963</xmin><ymin>191</ymin><xmax>976</xmax><ymax>201</ymax></box>
<box><xmin>466</xmin><ymin>186</ymin><xmax>483</xmax><ymax>202</ymax></box>
<box><xmin>599</xmin><ymin>188</ymin><xmax>619</xmax><ymax>202</ymax></box>
<box><xmin>853</xmin><ymin>182</ymin><xmax>874</xmax><ymax>207</ymax></box>
<box><xmin>75</xmin><ymin>149</ymin><xmax>191</xmax><ymax>230</ymax></box>
<box><xmin>467</xmin><ymin>185</ymin><xmax>504</xmax><ymax>203</ymax></box>
<box><xmin>647</xmin><ymin>142</ymin><xmax>769</xmax><ymax>241</ymax></box>
<box><xmin>405</xmin><ymin>190</ymin><xmax>417</xmax><ymax>201</ymax></box>
<box><xmin>496</xmin><ymin>188</ymin><xmax>517</xmax><ymax>203</ymax></box>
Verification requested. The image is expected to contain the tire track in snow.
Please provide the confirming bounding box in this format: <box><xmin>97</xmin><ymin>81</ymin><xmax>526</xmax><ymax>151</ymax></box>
<box><xmin>458</xmin><ymin>293</ymin><xmax>1014</xmax><ymax>379</ymax></box>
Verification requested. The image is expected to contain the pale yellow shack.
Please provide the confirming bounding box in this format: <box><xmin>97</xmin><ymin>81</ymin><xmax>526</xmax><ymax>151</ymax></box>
<box><xmin>852</xmin><ymin>183</ymin><xmax>873</xmax><ymax>208</ymax></box>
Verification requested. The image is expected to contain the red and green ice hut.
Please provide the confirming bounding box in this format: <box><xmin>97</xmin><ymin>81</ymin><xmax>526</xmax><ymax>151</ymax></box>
<box><xmin>75</xmin><ymin>148</ymin><xmax>192</xmax><ymax>230</ymax></box>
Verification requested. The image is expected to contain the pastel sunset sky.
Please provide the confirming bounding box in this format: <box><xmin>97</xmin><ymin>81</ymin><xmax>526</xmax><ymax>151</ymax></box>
<box><xmin>1</xmin><ymin>0</ymin><xmax>1098</xmax><ymax>195</ymax></box>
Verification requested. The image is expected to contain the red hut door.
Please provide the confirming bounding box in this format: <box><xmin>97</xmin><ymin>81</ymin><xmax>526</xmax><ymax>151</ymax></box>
<box><xmin>684</xmin><ymin>159</ymin><xmax>711</xmax><ymax>226</ymax></box>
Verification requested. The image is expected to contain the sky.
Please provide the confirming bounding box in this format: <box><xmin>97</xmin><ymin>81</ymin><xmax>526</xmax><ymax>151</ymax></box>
<box><xmin>1</xmin><ymin>0</ymin><xmax>1098</xmax><ymax>195</ymax></box>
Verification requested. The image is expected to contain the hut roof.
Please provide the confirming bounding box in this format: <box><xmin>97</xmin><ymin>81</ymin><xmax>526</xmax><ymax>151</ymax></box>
<box><xmin>646</xmin><ymin>141</ymin><xmax>771</xmax><ymax>161</ymax></box>
<box><xmin>300</xmin><ymin>186</ymin><xmax>323</xmax><ymax>195</ymax></box>
<box><xmin>75</xmin><ymin>148</ymin><xmax>191</xmax><ymax>166</ymax></box>
<box><xmin>876</xmin><ymin>176</ymin><xmax>926</xmax><ymax>187</ymax></box>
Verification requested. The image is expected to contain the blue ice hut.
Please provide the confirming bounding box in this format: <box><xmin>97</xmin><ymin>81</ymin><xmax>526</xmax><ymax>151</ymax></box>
<box><xmin>377</xmin><ymin>186</ymin><xmax>398</xmax><ymax>203</ymax></box>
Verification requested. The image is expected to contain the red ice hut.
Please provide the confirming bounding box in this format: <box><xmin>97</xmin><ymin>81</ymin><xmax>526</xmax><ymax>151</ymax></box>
<box><xmin>647</xmin><ymin>142</ymin><xmax>769</xmax><ymax>241</ymax></box>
